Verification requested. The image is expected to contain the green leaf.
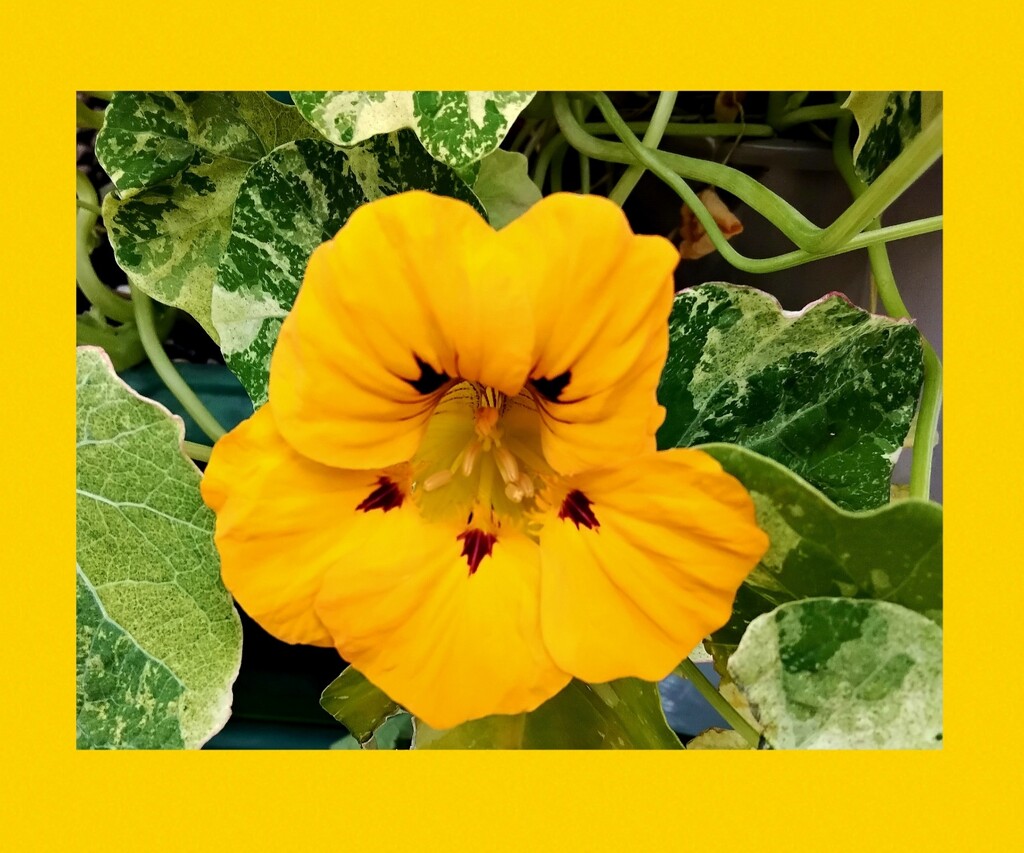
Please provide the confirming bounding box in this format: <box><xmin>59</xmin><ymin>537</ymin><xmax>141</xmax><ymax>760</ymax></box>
<box><xmin>76</xmin><ymin>347</ymin><xmax>242</xmax><ymax>748</ymax></box>
<box><xmin>700</xmin><ymin>444</ymin><xmax>942</xmax><ymax>673</ymax></box>
<box><xmin>97</xmin><ymin>92</ymin><xmax>315</xmax><ymax>338</ymax></box>
<box><xmin>470</xmin><ymin>149</ymin><xmax>542</xmax><ymax>228</ymax></box>
<box><xmin>843</xmin><ymin>91</ymin><xmax>943</xmax><ymax>184</ymax></box>
<box><xmin>657</xmin><ymin>283</ymin><xmax>924</xmax><ymax>510</ymax></box>
<box><xmin>321</xmin><ymin>667</ymin><xmax>401</xmax><ymax>743</ymax></box>
<box><xmin>686</xmin><ymin>728</ymin><xmax>752</xmax><ymax>749</ymax></box>
<box><xmin>212</xmin><ymin>132</ymin><xmax>482</xmax><ymax>406</ymax></box>
<box><xmin>728</xmin><ymin>597</ymin><xmax>942</xmax><ymax>749</ymax></box>
<box><xmin>413</xmin><ymin>679</ymin><xmax>682</xmax><ymax>749</ymax></box>
<box><xmin>291</xmin><ymin>91</ymin><xmax>535</xmax><ymax>169</ymax></box>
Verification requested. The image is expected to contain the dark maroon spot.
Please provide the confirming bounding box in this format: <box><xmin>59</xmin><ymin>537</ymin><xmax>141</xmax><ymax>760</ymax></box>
<box><xmin>356</xmin><ymin>477</ymin><xmax>404</xmax><ymax>513</ymax></box>
<box><xmin>406</xmin><ymin>355</ymin><xmax>451</xmax><ymax>395</ymax></box>
<box><xmin>558</xmin><ymin>489</ymin><xmax>600</xmax><ymax>530</ymax></box>
<box><xmin>531</xmin><ymin>370</ymin><xmax>572</xmax><ymax>402</ymax></box>
<box><xmin>456</xmin><ymin>528</ymin><xmax>497</xmax><ymax>576</ymax></box>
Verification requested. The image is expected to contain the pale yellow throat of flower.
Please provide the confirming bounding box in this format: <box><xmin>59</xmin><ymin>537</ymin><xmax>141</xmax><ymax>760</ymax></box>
<box><xmin>411</xmin><ymin>382</ymin><xmax>555</xmax><ymax>537</ymax></box>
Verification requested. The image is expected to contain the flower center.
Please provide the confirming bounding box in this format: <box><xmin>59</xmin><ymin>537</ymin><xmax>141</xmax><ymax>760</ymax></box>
<box><xmin>411</xmin><ymin>382</ymin><xmax>551</xmax><ymax>533</ymax></box>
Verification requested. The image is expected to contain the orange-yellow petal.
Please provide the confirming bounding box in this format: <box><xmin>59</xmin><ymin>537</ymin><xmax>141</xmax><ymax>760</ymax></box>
<box><xmin>269</xmin><ymin>191</ymin><xmax>535</xmax><ymax>470</ymax></box>
<box><xmin>501</xmin><ymin>193</ymin><xmax>679</xmax><ymax>475</ymax></box>
<box><xmin>200</xmin><ymin>404</ymin><xmax>412</xmax><ymax>647</ymax></box>
<box><xmin>315</xmin><ymin>519</ymin><xmax>570</xmax><ymax>730</ymax></box>
<box><xmin>538</xmin><ymin>448</ymin><xmax>768</xmax><ymax>683</ymax></box>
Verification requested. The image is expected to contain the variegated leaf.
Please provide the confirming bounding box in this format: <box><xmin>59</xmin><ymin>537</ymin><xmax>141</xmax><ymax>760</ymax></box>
<box><xmin>843</xmin><ymin>91</ymin><xmax>943</xmax><ymax>184</ymax></box>
<box><xmin>97</xmin><ymin>92</ymin><xmax>316</xmax><ymax>338</ymax></box>
<box><xmin>291</xmin><ymin>91</ymin><xmax>535</xmax><ymax>169</ymax></box>
<box><xmin>729</xmin><ymin>597</ymin><xmax>942</xmax><ymax>749</ymax></box>
<box><xmin>76</xmin><ymin>348</ymin><xmax>242</xmax><ymax>748</ymax></box>
<box><xmin>212</xmin><ymin>131</ymin><xmax>482</xmax><ymax>406</ymax></box>
<box><xmin>412</xmin><ymin>679</ymin><xmax>681</xmax><ymax>749</ymax></box>
<box><xmin>658</xmin><ymin>284</ymin><xmax>924</xmax><ymax>510</ymax></box>
<box><xmin>700</xmin><ymin>444</ymin><xmax>942</xmax><ymax>674</ymax></box>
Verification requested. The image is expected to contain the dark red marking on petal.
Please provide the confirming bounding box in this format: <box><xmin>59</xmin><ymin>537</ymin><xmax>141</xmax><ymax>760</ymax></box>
<box><xmin>456</xmin><ymin>528</ymin><xmax>497</xmax><ymax>576</ymax></box>
<box><xmin>531</xmin><ymin>370</ymin><xmax>572</xmax><ymax>402</ymax></box>
<box><xmin>558</xmin><ymin>489</ymin><xmax>600</xmax><ymax>530</ymax></box>
<box><xmin>356</xmin><ymin>477</ymin><xmax>404</xmax><ymax>513</ymax></box>
<box><xmin>406</xmin><ymin>355</ymin><xmax>451</xmax><ymax>395</ymax></box>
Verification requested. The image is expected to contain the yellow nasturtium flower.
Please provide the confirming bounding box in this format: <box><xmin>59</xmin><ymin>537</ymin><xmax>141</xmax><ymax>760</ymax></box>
<box><xmin>201</xmin><ymin>191</ymin><xmax>768</xmax><ymax>730</ymax></box>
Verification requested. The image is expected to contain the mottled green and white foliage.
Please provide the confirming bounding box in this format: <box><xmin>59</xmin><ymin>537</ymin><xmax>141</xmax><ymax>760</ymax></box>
<box><xmin>470</xmin><ymin>149</ymin><xmax>542</xmax><ymax>228</ymax></box>
<box><xmin>701</xmin><ymin>444</ymin><xmax>941</xmax><ymax>673</ymax></box>
<box><xmin>321</xmin><ymin>666</ymin><xmax>401</xmax><ymax>744</ymax></box>
<box><xmin>413</xmin><ymin>679</ymin><xmax>682</xmax><ymax>749</ymax></box>
<box><xmin>212</xmin><ymin>132</ymin><xmax>482</xmax><ymax>406</ymax></box>
<box><xmin>843</xmin><ymin>91</ymin><xmax>943</xmax><ymax>184</ymax></box>
<box><xmin>729</xmin><ymin>598</ymin><xmax>942</xmax><ymax>749</ymax></box>
<box><xmin>658</xmin><ymin>284</ymin><xmax>924</xmax><ymax>510</ymax></box>
<box><xmin>686</xmin><ymin>728</ymin><xmax>752</xmax><ymax>749</ymax></box>
<box><xmin>291</xmin><ymin>91</ymin><xmax>535</xmax><ymax>169</ymax></box>
<box><xmin>76</xmin><ymin>348</ymin><xmax>242</xmax><ymax>749</ymax></box>
<box><xmin>97</xmin><ymin>92</ymin><xmax>315</xmax><ymax>338</ymax></box>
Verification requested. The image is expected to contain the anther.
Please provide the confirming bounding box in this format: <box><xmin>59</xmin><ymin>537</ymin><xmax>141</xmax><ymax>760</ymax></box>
<box><xmin>462</xmin><ymin>441</ymin><xmax>482</xmax><ymax>476</ymax></box>
<box><xmin>423</xmin><ymin>470</ymin><xmax>453</xmax><ymax>492</ymax></box>
<box><xmin>515</xmin><ymin>472</ymin><xmax>535</xmax><ymax>499</ymax></box>
<box><xmin>494</xmin><ymin>445</ymin><xmax>519</xmax><ymax>484</ymax></box>
<box><xmin>505</xmin><ymin>482</ymin><xmax>525</xmax><ymax>503</ymax></box>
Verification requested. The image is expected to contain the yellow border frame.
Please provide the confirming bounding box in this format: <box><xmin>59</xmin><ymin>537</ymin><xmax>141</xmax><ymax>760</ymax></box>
<box><xmin>3</xmin><ymin>0</ymin><xmax>1019</xmax><ymax>846</ymax></box>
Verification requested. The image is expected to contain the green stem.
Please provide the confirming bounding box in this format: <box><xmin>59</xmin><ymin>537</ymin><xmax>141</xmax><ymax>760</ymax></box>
<box><xmin>183</xmin><ymin>441</ymin><xmax>213</xmax><ymax>463</ymax></box>
<box><xmin>84</xmin><ymin>91</ymin><xmax>114</xmax><ymax>101</ymax></box>
<box><xmin>532</xmin><ymin>133</ymin><xmax>568</xmax><ymax>191</ymax></box>
<box><xmin>564</xmin><ymin>95</ymin><xmax>941</xmax><ymax>273</ymax></box>
<box><xmin>608</xmin><ymin>91</ymin><xmax>678</xmax><ymax>206</ymax></box>
<box><xmin>833</xmin><ymin>114</ymin><xmax>942</xmax><ymax>500</ymax></box>
<box><xmin>76</xmin><ymin>100</ymin><xmax>104</xmax><ymax>130</ymax></box>
<box><xmin>556</xmin><ymin>93</ymin><xmax>942</xmax><ymax>258</ymax></box>
<box><xmin>556</xmin><ymin>93</ymin><xmax>819</xmax><ymax>247</ymax></box>
<box><xmin>76</xmin><ymin>197</ymin><xmax>101</xmax><ymax>215</ymax></box>
<box><xmin>676</xmin><ymin>659</ymin><xmax>761</xmax><ymax>748</ymax></box>
<box><xmin>77</xmin><ymin>171</ymin><xmax>134</xmax><ymax>324</ymax></box>
<box><xmin>774</xmin><ymin>103</ymin><xmax>846</xmax><ymax>130</ymax></box>
<box><xmin>582</xmin><ymin>120</ymin><xmax>774</xmax><ymax>139</ymax></box>
<box><xmin>132</xmin><ymin>287</ymin><xmax>226</xmax><ymax>442</ymax></box>
<box><xmin>572</xmin><ymin>100</ymin><xmax>590</xmax><ymax>194</ymax></box>
<box><xmin>766</xmin><ymin>91</ymin><xmax>789</xmax><ymax>128</ymax></box>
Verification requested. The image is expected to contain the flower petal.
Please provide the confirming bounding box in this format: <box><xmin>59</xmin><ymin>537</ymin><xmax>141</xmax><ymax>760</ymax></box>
<box><xmin>200</xmin><ymin>404</ymin><xmax>412</xmax><ymax>647</ymax></box>
<box><xmin>538</xmin><ymin>448</ymin><xmax>769</xmax><ymax>683</ymax></box>
<box><xmin>269</xmin><ymin>191</ymin><xmax>535</xmax><ymax>470</ymax></box>
<box><xmin>315</xmin><ymin>519</ymin><xmax>570</xmax><ymax>730</ymax></box>
<box><xmin>501</xmin><ymin>193</ymin><xmax>679</xmax><ymax>474</ymax></box>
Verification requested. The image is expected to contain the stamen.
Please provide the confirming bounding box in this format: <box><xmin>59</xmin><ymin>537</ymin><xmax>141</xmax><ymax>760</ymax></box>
<box><xmin>516</xmin><ymin>472</ymin><xmax>535</xmax><ymax>499</ymax></box>
<box><xmin>505</xmin><ymin>482</ymin><xmax>525</xmax><ymax>503</ymax></box>
<box><xmin>461</xmin><ymin>441</ymin><xmax>482</xmax><ymax>476</ymax></box>
<box><xmin>494</xmin><ymin>445</ymin><xmax>519</xmax><ymax>484</ymax></box>
<box><xmin>475</xmin><ymin>406</ymin><xmax>500</xmax><ymax>438</ymax></box>
<box><xmin>423</xmin><ymin>470</ymin><xmax>453</xmax><ymax>492</ymax></box>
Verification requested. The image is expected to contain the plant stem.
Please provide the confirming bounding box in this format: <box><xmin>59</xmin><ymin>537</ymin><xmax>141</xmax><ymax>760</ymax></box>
<box><xmin>562</xmin><ymin>95</ymin><xmax>942</xmax><ymax>273</ymax></box>
<box><xmin>774</xmin><ymin>103</ymin><xmax>846</xmax><ymax>130</ymax></box>
<box><xmin>572</xmin><ymin>100</ymin><xmax>590</xmax><ymax>194</ymax></box>
<box><xmin>608</xmin><ymin>91</ymin><xmax>677</xmax><ymax>206</ymax></box>
<box><xmin>84</xmin><ymin>91</ymin><xmax>114</xmax><ymax>101</ymax></box>
<box><xmin>77</xmin><ymin>171</ymin><xmax>135</xmax><ymax>324</ymax></box>
<box><xmin>183</xmin><ymin>441</ymin><xmax>213</xmax><ymax>463</ymax></box>
<box><xmin>833</xmin><ymin>114</ymin><xmax>943</xmax><ymax>500</ymax></box>
<box><xmin>76</xmin><ymin>197</ymin><xmax>101</xmax><ymax>215</ymax></box>
<box><xmin>582</xmin><ymin>120</ymin><xmax>774</xmax><ymax>138</ymax></box>
<box><xmin>76</xmin><ymin>100</ymin><xmax>104</xmax><ymax>130</ymax></box>
<box><xmin>132</xmin><ymin>286</ymin><xmax>226</xmax><ymax>442</ymax></box>
<box><xmin>676</xmin><ymin>659</ymin><xmax>761</xmax><ymax>748</ymax></box>
<box><xmin>532</xmin><ymin>133</ymin><xmax>568</xmax><ymax>190</ymax></box>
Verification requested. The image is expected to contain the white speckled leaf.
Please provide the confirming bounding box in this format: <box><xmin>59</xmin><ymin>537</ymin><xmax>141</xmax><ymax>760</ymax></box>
<box><xmin>700</xmin><ymin>444</ymin><xmax>942</xmax><ymax>675</ymax></box>
<box><xmin>291</xmin><ymin>91</ymin><xmax>534</xmax><ymax>169</ymax></box>
<box><xmin>686</xmin><ymin>728</ymin><xmax>752</xmax><ymax>749</ymax></box>
<box><xmin>97</xmin><ymin>92</ymin><xmax>315</xmax><ymax>338</ymax></box>
<box><xmin>728</xmin><ymin>597</ymin><xmax>942</xmax><ymax>749</ymax></box>
<box><xmin>412</xmin><ymin>679</ymin><xmax>681</xmax><ymax>749</ymax></box>
<box><xmin>843</xmin><ymin>91</ymin><xmax>942</xmax><ymax>184</ymax></box>
<box><xmin>212</xmin><ymin>131</ymin><xmax>482</xmax><ymax>406</ymax></box>
<box><xmin>321</xmin><ymin>667</ymin><xmax>401</xmax><ymax>743</ymax></box>
<box><xmin>658</xmin><ymin>284</ymin><xmax>924</xmax><ymax>510</ymax></box>
<box><xmin>76</xmin><ymin>347</ymin><xmax>242</xmax><ymax>749</ymax></box>
<box><xmin>470</xmin><ymin>149</ymin><xmax>542</xmax><ymax>228</ymax></box>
